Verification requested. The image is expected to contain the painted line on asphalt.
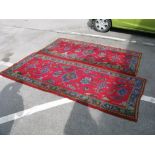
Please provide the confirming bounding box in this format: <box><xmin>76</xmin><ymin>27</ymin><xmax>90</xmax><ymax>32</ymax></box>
<box><xmin>0</xmin><ymin>94</ymin><xmax>155</xmax><ymax>125</ymax></box>
<box><xmin>0</xmin><ymin>61</ymin><xmax>13</xmax><ymax>67</ymax></box>
<box><xmin>0</xmin><ymin>98</ymin><xmax>73</xmax><ymax>125</ymax></box>
<box><xmin>141</xmin><ymin>42</ymin><xmax>155</xmax><ymax>46</ymax></box>
<box><xmin>56</xmin><ymin>30</ymin><xmax>127</xmax><ymax>41</ymax></box>
<box><xmin>55</xmin><ymin>31</ymin><xmax>155</xmax><ymax>47</ymax></box>
<box><xmin>141</xmin><ymin>95</ymin><xmax>155</xmax><ymax>103</ymax></box>
<box><xmin>2</xmin><ymin>24</ymin><xmax>155</xmax><ymax>47</ymax></box>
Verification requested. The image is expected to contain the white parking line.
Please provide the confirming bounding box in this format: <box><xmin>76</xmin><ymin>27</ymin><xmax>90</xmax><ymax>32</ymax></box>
<box><xmin>0</xmin><ymin>98</ymin><xmax>73</xmax><ymax>125</ymax></box>
<box><xmin>2</xmin><ymin>24</ymin><xmax>155</xmax><ymax>47</ymax></box>
<box><xmin>0</xmin><ymin>61</ymin><xmax>13</xmax><ymax>67</ymax></box>
<box><xmin>0</xmin><ymin>94</ymin><xmax>155</xmax><ymax>125</ymax></box>
<box><xmin>142</xmin><ymin>42</ymin><xmax>155</xmax><ymax>46</ymax></box>
<box><xmin>0</xmin><ymin>58</ymin><xmax>155</xmax><ymax>124</ymax></box>
<box><xmin>56</xmin><ymin>30</ymin><xmax>127</xmax><ymax>41</ymax></box>
<box><xmin>141</xmin><ymin>95</ymin><xmax>155</xmax><ymax>103</ymax></box>
<box><xmin>55</xmin><ymin>31</ymin><xmax>155</xmax><ymax>47</ymax></box>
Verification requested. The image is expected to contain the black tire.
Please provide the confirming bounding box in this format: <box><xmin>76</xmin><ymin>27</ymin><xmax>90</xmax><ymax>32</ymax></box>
<box><xmin>93</xmin><ymin>19</ymin><xmax>112</xmax><ymax>32</ymax></box>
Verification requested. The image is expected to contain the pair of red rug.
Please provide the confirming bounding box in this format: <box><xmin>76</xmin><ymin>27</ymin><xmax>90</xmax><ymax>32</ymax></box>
<box><xmin>0</xmin><ymin>38</ymin><xmax>146</xmax><ymax>121</ymax></box>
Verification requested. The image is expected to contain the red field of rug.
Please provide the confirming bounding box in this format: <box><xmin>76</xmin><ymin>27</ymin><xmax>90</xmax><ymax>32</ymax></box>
<box><xmin>39</xmin><ymin>38</ymin><xmax>142</xmax><ymax>76</ymax></box>
<box><xmin>0</xmin><ymin>51</ymin><xmax>146</xmax><ymax>121</ymax></box>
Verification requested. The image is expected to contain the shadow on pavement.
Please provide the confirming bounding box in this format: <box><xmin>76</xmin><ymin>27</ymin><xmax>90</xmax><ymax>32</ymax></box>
<box><xmin>64</xmin><ymin>103</ymin><xmax>98</xmax><ymax>135</ymax></box>
<box><xmin>1</xmin><ymin>52</ymin><xmax>13</xmax><ymax>62</ymax></box>
<box><xmin>0</xmin><ymin>82</ymin><xmax>24</xmax><ymax>135</ymax></box>
<box><xmin>64</xmin><ymin>101</ymin><xmax>155</xmax><ymax>135</ymax></box>
<box><xmin>110</xmin><ymin>27</ymin><xmax>155</xmax><ymax>38</ymax></box>
<box><xmin>97</xmin><ymin>101</ymin><xmax>155</xmax><ymax>135</ymax></box>
<box><xmin>64</xmin><ymin>19</ymin><xmax>155</xmax><ymax>135</ymax></box>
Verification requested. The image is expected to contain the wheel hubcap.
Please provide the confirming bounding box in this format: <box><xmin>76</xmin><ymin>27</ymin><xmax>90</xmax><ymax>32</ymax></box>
<box><xmin>95</xmin><ymin>19</ymin><xmax>109</xmax><ymax>31</ymax></box>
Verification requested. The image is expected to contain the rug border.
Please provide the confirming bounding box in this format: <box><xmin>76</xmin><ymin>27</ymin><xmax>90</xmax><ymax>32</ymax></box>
<box><xmin>135</xmin><ymin>52</ymin><xmax>142</xmax><ymax>76</ymax></box>
<box><xmin>134</xmin><ymin>77</ymin><xmax>146</xmax><ymax>121</ymax></box>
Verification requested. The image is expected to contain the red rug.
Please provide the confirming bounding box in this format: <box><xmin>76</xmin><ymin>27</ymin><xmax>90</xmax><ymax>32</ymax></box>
<box><xmin>0</xmin><ymin>49</ymin><xmax>146</xmax><ymax>121</ymax></box>
<box><xmin>39</xmin><ymin>38</ymin><xmax>142</xmax><ymax>76</ymax></box>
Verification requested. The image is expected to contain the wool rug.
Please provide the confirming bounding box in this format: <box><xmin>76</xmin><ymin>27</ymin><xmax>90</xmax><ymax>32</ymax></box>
<box><xmin>39</xmin><ymin>38</ymin><xmax>142</xmax><ymax>76</ymax></box>
<box><xmin>0</xmin><ymin>51</ymin><xmax>146</xmax><ymax>121</ymax></box>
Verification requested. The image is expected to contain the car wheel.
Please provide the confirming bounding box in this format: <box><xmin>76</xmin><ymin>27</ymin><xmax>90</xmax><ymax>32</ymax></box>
<box><xmin>93</xmin><ymin>19</ymin><xmax>112</xmax><ymax>32</ymax></box>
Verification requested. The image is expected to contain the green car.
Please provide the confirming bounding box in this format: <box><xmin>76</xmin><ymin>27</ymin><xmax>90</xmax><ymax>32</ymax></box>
<box><xmin>90</xmin><ymin>19</ymin><xmax>155</xmax><ymax>34</ymax></box>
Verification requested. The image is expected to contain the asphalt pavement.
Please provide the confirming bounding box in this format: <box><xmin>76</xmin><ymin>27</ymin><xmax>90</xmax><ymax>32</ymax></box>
<box><xmin>0</xmin><ymin>19</ymin><xmax>155</xmax><ymax>134</ymax></box>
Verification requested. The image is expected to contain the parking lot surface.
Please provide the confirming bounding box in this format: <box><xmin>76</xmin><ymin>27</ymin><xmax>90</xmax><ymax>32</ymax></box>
<box><xmin>0</xmin><ymin>20</ymin><xmax>155</xmax><ymax>134</ymax></box>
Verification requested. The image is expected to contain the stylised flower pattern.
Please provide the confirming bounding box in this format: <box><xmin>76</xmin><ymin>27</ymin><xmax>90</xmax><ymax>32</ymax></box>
<box><xmin>62</xmin><ymin>71</ymin><xmax>77</xmax><ymax>82</ymax></box>
<box><xmin>118</xmin><ymin>88</ymin><xmax>127</xmax><ymax>96</ymax></box>
<box><xmin>83</xmin><ymin>49</ymin><xmax>94</xmax><ymax>55</ymax></box>
<box><xmin>53</xmin><ymin>70</ymin><xmax>62</xmax><ymax>77</ymax></box>
<box><xmin>80</xmin><ymin>77</ymin><xmax>92</xmax><ymax>84</ymax></box>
